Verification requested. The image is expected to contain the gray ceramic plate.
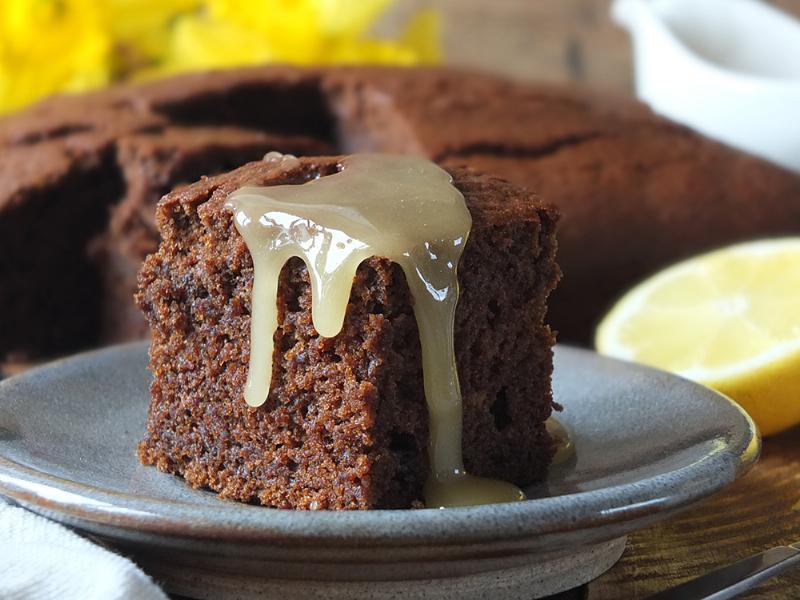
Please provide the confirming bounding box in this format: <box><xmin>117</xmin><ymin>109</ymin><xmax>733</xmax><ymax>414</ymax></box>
<box><xmin>0</xmin><ymin>342</ymin><xmax>758</xmax><ymax>600</ymax></box>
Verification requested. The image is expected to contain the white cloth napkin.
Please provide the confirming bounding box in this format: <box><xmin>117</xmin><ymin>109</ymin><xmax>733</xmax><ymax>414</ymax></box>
<box><xmin>0</xmin><ymin>501</ymin><xmax>167</xmax><ymax>600</ymax></box>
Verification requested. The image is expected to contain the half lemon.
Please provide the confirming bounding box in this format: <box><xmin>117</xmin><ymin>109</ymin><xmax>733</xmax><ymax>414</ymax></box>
<box><xmin>596</xmin><ymin>238</ymin><xmax>800</xmax><ymax>436</ymax></box>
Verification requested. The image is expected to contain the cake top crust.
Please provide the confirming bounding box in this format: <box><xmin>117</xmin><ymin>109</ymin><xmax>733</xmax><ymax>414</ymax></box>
<box><xmin>157</xmin><ymin>153</ymin><xmax>556</xmax><ymax>235</ymax></box>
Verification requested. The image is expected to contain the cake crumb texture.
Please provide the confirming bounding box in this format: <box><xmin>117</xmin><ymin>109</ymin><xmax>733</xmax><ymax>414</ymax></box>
<box><xmin>136</xmin><ymin>156</ymin><xmax>560</xmax><ymax>509</ymax></box>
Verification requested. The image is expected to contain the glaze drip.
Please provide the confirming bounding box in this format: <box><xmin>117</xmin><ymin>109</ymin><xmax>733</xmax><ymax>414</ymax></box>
<box><xmin>225</xmin><ymin>153</ymin><xmax>524</xmax><ymax>507</ymax></box>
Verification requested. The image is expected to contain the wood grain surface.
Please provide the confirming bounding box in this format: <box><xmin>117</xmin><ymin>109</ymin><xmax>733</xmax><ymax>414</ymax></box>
<box><xmin>587</xmin><ymin>428</ymin><xmax>800</xmax><ymax>598</ymax></box>
<box><xmin>431</xmin><ymin>0</ymin><xmax>800</xmax><ymax>93</ymax></box>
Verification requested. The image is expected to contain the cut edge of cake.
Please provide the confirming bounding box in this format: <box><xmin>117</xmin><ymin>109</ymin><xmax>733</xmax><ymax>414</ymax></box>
<box><xmin>136</xmin><ymin>155</ymin><xmax>560</xmax><ymax>509</ymax></box>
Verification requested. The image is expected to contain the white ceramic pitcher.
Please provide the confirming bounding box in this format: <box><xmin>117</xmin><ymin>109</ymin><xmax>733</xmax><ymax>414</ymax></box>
<box><xmin>612</xmin><ymin>0</ymin><xmax>800</xmax><ymax>173</ymax></box>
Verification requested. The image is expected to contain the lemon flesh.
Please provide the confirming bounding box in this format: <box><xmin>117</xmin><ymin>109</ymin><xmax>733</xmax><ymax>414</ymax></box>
<box><xmin>596</xmin><ymin>238</ymin><xmax>800</xmax><ymax>436</ymax></box>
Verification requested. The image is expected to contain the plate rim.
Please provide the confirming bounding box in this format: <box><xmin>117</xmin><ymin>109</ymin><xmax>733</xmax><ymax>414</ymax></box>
<box><xmin>0</xmin><ymin>342</ymin><xmax>760</xmax><ymax>547</ymax></box>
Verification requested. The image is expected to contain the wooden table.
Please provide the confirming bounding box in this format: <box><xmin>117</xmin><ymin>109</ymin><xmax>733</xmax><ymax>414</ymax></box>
<box><xmin>586</xmin><ymin>428</ymin><xmax>800</xmax><ymax>598</ymax></box>
<box><xmin>428</xmin><ymin>0</ymin><xmax>800</xmax><ymax>94</ymax></box>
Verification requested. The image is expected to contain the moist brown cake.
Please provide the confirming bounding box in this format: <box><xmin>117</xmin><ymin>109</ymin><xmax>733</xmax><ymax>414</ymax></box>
<box><xmin>136</xmin><ymin>156</ymin><xmax>560</xmax><ymax>509</ymax></box>
<box><xmin>90</xmin><ymin>126</ymin><xmax>333</xmax><ymax>341</ymax></box>
<box><xmin>2</xmin><ymin>66</ymin><xmax>800</xmax><ymax>361</ymax></box>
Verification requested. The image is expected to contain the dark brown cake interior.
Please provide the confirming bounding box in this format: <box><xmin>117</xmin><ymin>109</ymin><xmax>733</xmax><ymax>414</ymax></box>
<box><xmin>136</xmin><ymin>156</ymin><xmax>559</xmax><ymax>509</ymax></box>
<box><xmin>0</xmin><ymin>143</ymin><xmax>124</xmax><ymax>357</ymax></box>
<box><xmin>91</xmin><ymin>126</ymin><xmax>333</xmax><ymax>342</ymax></box>
<box><xmin>0</xmin><ymin>69</ymin><xmax>339</xmax><ymax>359</ymax></box>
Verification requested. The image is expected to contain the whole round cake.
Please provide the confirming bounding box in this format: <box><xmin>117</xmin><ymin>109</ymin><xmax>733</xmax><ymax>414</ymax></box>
<box><xmin>1</xmin><ymin>65</ymin><xmax>800</xmax><ymax>362</ymax></box>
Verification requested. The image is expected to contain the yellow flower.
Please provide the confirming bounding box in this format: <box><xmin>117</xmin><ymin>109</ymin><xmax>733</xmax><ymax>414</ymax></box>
<box><xmin>152</xmin><ymin>0</ymin><xmax>440</xmax><ymax>75</ymax></box>
<box><xmin>0</xmin><ymin>0</ymin><xmax>441</xmax><ymax>115</ymax></box>
<box><xmin>105</xmin><ymin>0</ymin><xmax>200</xmax><ymax>73</ymax></box>
<box><xmin>0</xmin><ymin>0</ymin><xmax>111</xmax><ymax>114</ymax></box>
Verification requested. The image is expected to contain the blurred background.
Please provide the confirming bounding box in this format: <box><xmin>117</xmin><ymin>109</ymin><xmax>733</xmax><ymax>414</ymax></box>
<box><xmin>3</xmin><ymin>0</ymin><xmax>798</xmax><ymax>117</ymax></box>
<box><xmin>420</xmin><ymin>0</ymin><xmax>799</xmax><ymax>90</ymax></box>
